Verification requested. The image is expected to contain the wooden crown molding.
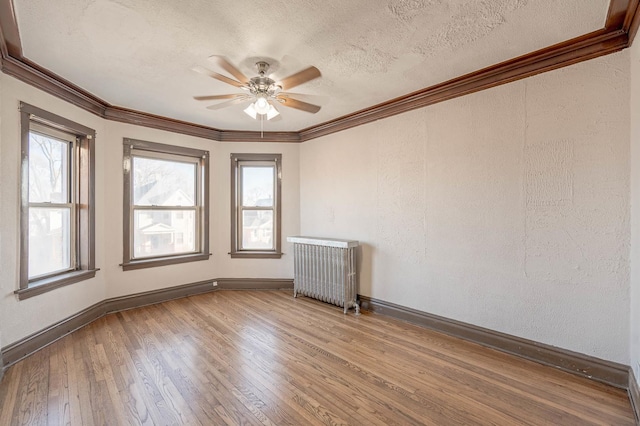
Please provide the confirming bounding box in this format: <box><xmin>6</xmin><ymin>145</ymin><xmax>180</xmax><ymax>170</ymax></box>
<box><xmin>0</xmin><ymin>0</ymin><xmax>20</xmax><ymax>58</ymax></box>
<box><xmin>1</xmin><ymin>0</ymin><xmax>639</xmax><ymax>143</ymax></box>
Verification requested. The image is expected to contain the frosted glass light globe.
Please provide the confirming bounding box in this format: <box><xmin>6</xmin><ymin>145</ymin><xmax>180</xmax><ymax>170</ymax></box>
<box><xmin>254</xmin><ymin>96</ymin><xmax>270</xmax><ymax>114</ymax></box>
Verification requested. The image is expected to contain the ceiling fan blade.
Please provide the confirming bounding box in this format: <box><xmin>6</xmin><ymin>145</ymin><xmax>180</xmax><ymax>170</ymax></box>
<box><xmin>278</xmin><ymin>92</ymin><xmax>329</xmax><ymax>104</ymax></box>
<box><xmin>278</xmin><ymin>66</ymin><xmax>321</xmax><ymax>90</ymax></box>
<box><xmin>193</xmin><ymin>94</ymin><xmax>243</xmax><ymax>101</ymax></box>
<box><xmin>192</xmin><ymin>66</ymin><xmax>244</xmax><ymax>88</ymax></box>
<box><xmin>208</xmin><ymin>56</ymin><xmax>249</xmax><ymax>84</ymax></box>
<box><xmin>277</xmin><ymin>96</ymin><xmax>321</xmax><ymax>114</ymax></box>
<box><xmin>205</xmin><ymin>96</ymin><xmax>251</xmax><ymax>111</ymax></box>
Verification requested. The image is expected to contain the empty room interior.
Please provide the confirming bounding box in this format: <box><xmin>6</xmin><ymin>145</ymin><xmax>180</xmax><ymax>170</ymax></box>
<box><xmin>1</xmin><ymin>0</ymin><xmax>640</xmax><ymax>424</ymax></box>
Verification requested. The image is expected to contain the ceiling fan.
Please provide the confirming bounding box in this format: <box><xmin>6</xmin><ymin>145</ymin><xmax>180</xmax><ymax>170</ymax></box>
<box><xmin>193</xmin><ymin>56</ymin><xmax>322</xmax><ymax>121</ymax></box>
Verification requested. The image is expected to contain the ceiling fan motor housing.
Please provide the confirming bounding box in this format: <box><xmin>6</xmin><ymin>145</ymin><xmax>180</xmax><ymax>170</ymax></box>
<box><xmin>248</xmin><ymin>62</ymin><xmax>282</xmax><ymax>99</ymax></box>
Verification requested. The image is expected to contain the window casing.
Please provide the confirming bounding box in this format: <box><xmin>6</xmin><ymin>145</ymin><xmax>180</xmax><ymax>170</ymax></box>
<box><xmin>18</xmin><ymin>102</ymin><xmax>97</xmax><ymax>300</ymax></box>
<box><xmin>122</xmin><ymin>138</ymin><xmax>210</xmax><ymax>270</ymax></box>
<box><xmin>230</xmin><ymin>153</ymin><xmax>282</xmax><ymax>259</ymax></box>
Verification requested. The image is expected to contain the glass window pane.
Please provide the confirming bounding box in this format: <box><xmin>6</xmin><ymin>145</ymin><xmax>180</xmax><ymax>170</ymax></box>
<box><xmin>133</xmin><ymin>157</ymin><xmax>196</xmax><ymax>206</ymax></box>
<box><xmin>29</xmin><ymin>133</ymin><xmax>69</xmax><ymax>203</ymax></box>
<box><xmin>241</xmin><ymin>210</ymin><xmax>273</xmax><ymax>250</ymax></box>
<box><xmin>133</xmin><ymin>209</ymin><xmax>196</xmax><ymax>258</ymax></box>
<box><xmin>242</xmin><ymin>166</ymin><xmax>274</xmax><ymax>207</ymax></box>
<box><xmin>28</xmin><ymin>207</ymin><xmax>71</xmax><ymax>278</ymax></box>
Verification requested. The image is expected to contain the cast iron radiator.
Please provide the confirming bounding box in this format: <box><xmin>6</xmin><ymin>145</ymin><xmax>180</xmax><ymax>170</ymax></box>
<box><xmin>287</xmin><ymin>236</ymin><xmax>359</xmax><ymax>314</ymax></box>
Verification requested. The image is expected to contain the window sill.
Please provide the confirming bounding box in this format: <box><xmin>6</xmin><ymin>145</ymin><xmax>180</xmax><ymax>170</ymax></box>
<box><xmin>230</xmin><ymin>251</ymin><xmax>283</xmax><ymax>259</ymax></box>
<box><xmin>15</xmin><ymin>269</ymin><xmax>99</xmax><ymax>300</ymax></box>
<box><xmin>121</xmin><ymin>253</ymin><xmax>211</xmax><ymax>271</ymax></box>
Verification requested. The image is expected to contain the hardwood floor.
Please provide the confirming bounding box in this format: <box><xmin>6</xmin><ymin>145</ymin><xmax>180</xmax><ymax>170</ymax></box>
<box><xmin>0</xmin><ymin>290</ymin><xmax>635</xmax><ymax>425</ymax></box>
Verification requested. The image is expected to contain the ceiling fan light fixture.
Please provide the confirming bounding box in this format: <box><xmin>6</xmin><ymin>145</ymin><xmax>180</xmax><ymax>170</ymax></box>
<box><xmin>266</xmin><ymin>104</ymin><xmax>280</xmax><ymax>120</ymax></box>
<box><xmin>254</xmin><ymin>95</ymin><xmax>270</xmax><ymax>114</ymax></box>
<box><xmin>193</xmin><ymin>57</ymin><xmax>322</xmax><ymax>123</ymax></box>
<box><xmin>244</xmin><ymin>103</ymin><xmax>258</xmax><ymax>119</ymax></box>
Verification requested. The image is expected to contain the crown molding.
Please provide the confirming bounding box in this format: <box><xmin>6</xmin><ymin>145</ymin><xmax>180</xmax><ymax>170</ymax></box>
<box><xmin>104</xmin><ymin>105</ymin><xmax>222</xmax><ymax>140</ymax></box>
<box><xmin>1</xmin><ymin>54</ymin><xmax>107</xmax><ymax>116</ymax></box>
<box><xmin>298</xmin><ymin>29</ymin><xmax>628</xmax><ymax>141</ymax></box>
<box><xmin>1</xmin><ymin>0</ymin><xmax>639</xmax><ymax>143</ymax></box>
<box><xmin>0</xmin><ymin>0</ymin><xmax>20</xmax><ymax>57</ymax></box>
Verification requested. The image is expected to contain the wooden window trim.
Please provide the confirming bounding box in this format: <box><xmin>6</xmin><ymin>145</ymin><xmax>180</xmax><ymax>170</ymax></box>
<box><xmin>230</xmin><ymin>153</ymin><xmax>282</xmax><ymax>259</ymax></box>
<box><xmin>17</xmin><ymin>102</ymin><xmax>97</xmax><ymax>299</ymax></box>
<box><xmin>122</xmin><ymin>138</ymin><xmax>210</xmax><ymax>270</ymax></box>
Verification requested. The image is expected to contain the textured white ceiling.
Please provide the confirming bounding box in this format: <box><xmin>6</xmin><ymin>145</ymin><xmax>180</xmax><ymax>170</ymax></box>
<box><xmin>13</xmin><ymin>0</ymin><xmax>610</xmax><ymax>132</ymax></box>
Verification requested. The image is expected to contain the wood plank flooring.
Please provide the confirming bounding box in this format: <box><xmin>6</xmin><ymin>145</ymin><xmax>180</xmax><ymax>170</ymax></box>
<box><xmin>0</xmin><ymin>290</ymin><xmax>635</xmax><ymax>425</ymax></box>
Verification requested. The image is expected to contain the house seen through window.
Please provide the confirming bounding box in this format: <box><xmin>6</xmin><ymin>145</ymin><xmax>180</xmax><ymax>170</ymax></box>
<box><xmin>122</xmin><ymin>139</ymin><xmax>210</xmax><ymax>270</ymax></box>
<box><xmin>28</xmin><ymin>126</ymin><xmax>74</xmax><ymax>278</ymax></box>
<box><xmin>230</xmin><ymin>153</ymin><xmax>282</xmax><ymax>258</ymax></box>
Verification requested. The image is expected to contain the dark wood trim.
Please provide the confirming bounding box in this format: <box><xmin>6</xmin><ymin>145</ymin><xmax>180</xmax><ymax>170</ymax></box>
<box><xmin>217</xmin><ymin>278</ymin><xmax>293</xmax><ymax>290</ymax></box>
<box><xmin>0</xmin><ymin>0</ymin><xmax>20</xmax><ymax>57</ymax></box>
<box><xmin>105</xmin><ymin>106</ymin><xmax>223</xmax><ymax>141</ymax></box>
<box><xmin>0</xmin><ymin>278</ymin><xmax>293</xmax><ymax>370</ymax></box>
<box><xmin>15</xmin><ymin>270</ymin><xmax>98</xmax><ymax>300</ymax></box>
<box><xmin>18</xmin><ymin>102</ymin><xmax>98</xmax><ymax>297</ymax></box>
<box><xmin>301</xmin><ymin>1</ymin><xmax>640</xmax><ymax>140</ymax></box>
<box><xmin>628</xmin><ymin>1</ymin><xmax>640</xmax><ymax>44</ymax></box>
<box><xmin>229</xmin><ymin>252</ymin><xmax>284</xmax><ymax>259</ymax></box>
<box><xmin>122</xmin><ymin>142</ymin><xmax>133</xmax><ymax>263</ymax></box>
<box><xmin>121</xmin><ymin>254</ymin><xmax>211</xmax><ymax>271</ymax></box>
<box><xmin>19</xmin><ymin>106</ymin><xmax>29</xmax><ymax>289</ymax></box>
<box><xmin>20</xmin><ymin>102</ymin><xmax>96</xmax><ymax>135</ymax></box>
<box><xmin>219</xmin><ymin>131</ymin><xmax>300</xmax><ymax>143</ymax></box>
<box><xmin>1</xmin><ymin>0</ymin><xmax>639</xmax><ymax>143</ymax></box>
<box><xmin>6</xmin><ymin>280</ymin><xmax>215</xmax><ymax>366</ymax></box>
<box><xmin>82</xmin><ymin>128</ymin><xmax>96</xmax><ymax>271</ymax></box>
<box><xmin>299</xmin><ymin>29</ymin><xmax>628</xmax><ymax>141</ymax></box>
<box><xmin>202</xmin><ymin>147</ymin><xmax>210</xmax><ymax>260</ymax></box>
<box><xmin>230</xmin><ymin>153</ymin><xmax>283</xmax><ymax>258</ymax></box>
<box><xmin>122</xmin><ymin>138</ymin><xmax>211</xmax><ymax>270</ymax></box>
<box><xmin>607</xmin><ymin>0</ymin><xmax>632</xmax><ymax>29</ymax></box>
<box><xmin>1</xmin><ymin>299</ymin><xmax>106</xmax><ymax>368</ymax></box>
<box><xmin>1</xmin><ymin>55</ymin><xmax>106</xmax><ymax>117</ymax></box>
<box><xmin>20</xmin><ymin>102</ymin><xmax>97</xmax><ymax>277</ymax></box>
<box><xmin>124</xmin><ymin>137</ymin><xmax>209</xmax><ymax>157</ymax></box>
<box><xmin>358</xmin><ymin>295</ymin><xmax>630</xmax><ymax>389</ymax></box>
<box><xmin>630</xmin><ymin>369</ymin><xmax>640</xmax><ymax>424</ymax></box>
<box><xmin>103</xmin><ymin>279</ymin><xmax>215</xmax><ymax>313</ymax></box>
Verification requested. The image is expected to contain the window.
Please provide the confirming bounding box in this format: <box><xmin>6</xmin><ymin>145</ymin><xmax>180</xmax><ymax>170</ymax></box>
<box><xmin>122</xmin><ymin>138</ymin><xmax>209</xmax><ymax>270</ymax></box>
<box><xmin>17</xmin><ymin>102</ymin><xmax>97</xmax><ymax>300</ymax></box>
<box><xmin>230</xmin><ymin>153</ymin><xmax>282</xmax><ymax>258</ymax></box>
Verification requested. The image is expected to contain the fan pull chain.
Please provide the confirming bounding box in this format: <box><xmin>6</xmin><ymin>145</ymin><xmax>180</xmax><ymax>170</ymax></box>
<box><xmin>261</xmin><ymin>114</ymin><xmax>264</xmax><ymax>138</ymax></box>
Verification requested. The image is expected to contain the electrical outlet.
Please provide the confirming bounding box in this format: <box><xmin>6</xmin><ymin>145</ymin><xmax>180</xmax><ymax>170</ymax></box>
<box><xmin>212</xmin><ymin>281</ymin><xmax>218</xmax><ymax>287</ymax></box>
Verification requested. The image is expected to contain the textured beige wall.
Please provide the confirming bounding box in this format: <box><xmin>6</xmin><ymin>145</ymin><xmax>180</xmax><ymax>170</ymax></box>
<box><xmin>630</xmin><ymin>36</ymin><xmax>640</xmax><ymax>382</ymax></box>
<box><xmin>299</xmin><ymin>51</ymin><xmax>631</xmax><ymax>363</ymax></box>
<box><xmin>0</xmin><ymin>74</ymin><xmax>299</xmax><ymax>346</ymax></box>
